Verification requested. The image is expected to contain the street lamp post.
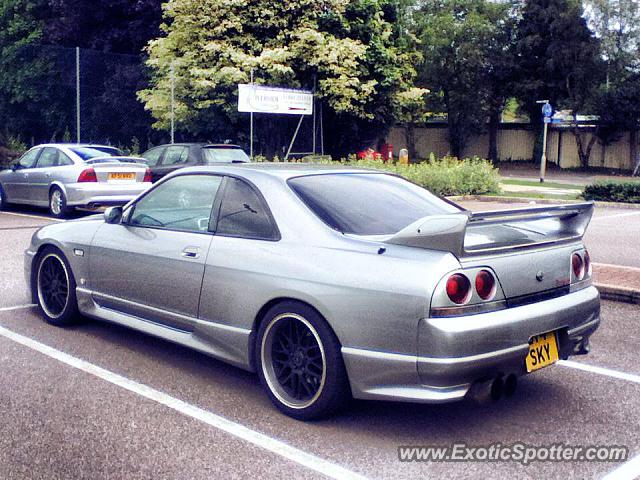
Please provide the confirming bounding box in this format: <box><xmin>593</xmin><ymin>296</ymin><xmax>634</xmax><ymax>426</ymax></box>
<box><xmin>537</xmin><ymin>100</ymin><xmax>553</xmax><ymax>183</ymax></box>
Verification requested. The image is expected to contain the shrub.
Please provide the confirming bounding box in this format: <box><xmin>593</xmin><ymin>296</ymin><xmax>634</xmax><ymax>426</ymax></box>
<box><xmin>248</xmin><ymin>154</ymin><xmax>501</xmax><ymax>196</ymax></box>
<box><xmin>583</xmin><ymin>182</ymin><xmax>640</xmax><ymax>203</ymax></box>
<box><xmin>329</xmin><ymin>156</ymin><xmax>501</xmax><ymax>196</ymax></box>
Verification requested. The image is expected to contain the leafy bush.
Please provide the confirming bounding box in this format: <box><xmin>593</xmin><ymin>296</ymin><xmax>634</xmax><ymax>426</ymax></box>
<box><xmin>324</xmin><ymin>155</ymin><xmax>501</xmax><ymax>196</ymax></box>
<box><xmin>249</xmin><ymin>154</ymin><xmax>501</xmax><ymax>196</ymax></box>
<box><xmin>583</xmin><ymin>182</ymin><xmax>640</xmax><ymax>203</ymax></box>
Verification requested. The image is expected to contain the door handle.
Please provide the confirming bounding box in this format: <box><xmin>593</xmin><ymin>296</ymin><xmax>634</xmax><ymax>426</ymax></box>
<box><xmin>181</xmin><ymin>247</ymin><xmax>200</xmax><ymax>259</ymax></box>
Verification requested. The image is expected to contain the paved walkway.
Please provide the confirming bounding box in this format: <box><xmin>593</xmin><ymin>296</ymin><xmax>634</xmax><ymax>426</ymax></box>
<box><xmin>496</xmin><ymin>163</ymin><xmax>639</xmax><ymax>186</ymax></box>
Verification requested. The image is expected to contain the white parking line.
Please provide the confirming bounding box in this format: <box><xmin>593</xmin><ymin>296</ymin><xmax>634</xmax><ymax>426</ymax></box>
<box><xmin>0</xmin><ymin>211</ymin><xmax>64</xmax><ymax>222</ymax></box>
<box><xmin>559</xmin><ymin>360</ymin><xmax>640</xmax><ymax>479</ymax></box>
<box><xmin>0</xmin><ymin>304</ymin><xmax>36</xmax><ymax>312</ymax></box>
<box><xmin>0</xmin><ymin>324</ymin><xmax>368</xmax><ymax>480</ymax></box>
<box><xmin>601</xmin><ymin>452</ymin><xmax>640</xmax><ymax>480</ymax></box>
<box><xmin>558</xmin><ymin>360</ymin><xmax>640</xmax><ymax>385</ymax></box>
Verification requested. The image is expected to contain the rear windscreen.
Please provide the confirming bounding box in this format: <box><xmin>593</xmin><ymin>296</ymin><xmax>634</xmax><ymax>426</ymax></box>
<box><xmin>203</xmin><ymin>147</ymin><xmax>250</xmax><ymax>164</ymax></box>
<box><xmin>69</xmin><ymin>146</ymin><xmax>122</xmax><ymax>160</ymax></box>
<box><xmin>288</xmin><ymin>173</ymin><xmax>461</xmax><ymax>235</ymax></box>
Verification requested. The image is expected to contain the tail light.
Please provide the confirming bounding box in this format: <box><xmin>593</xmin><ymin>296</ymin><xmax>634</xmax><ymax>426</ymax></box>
<box><xmin>77</xmin><ymin>168</ymin><xmax>97</xmax><ymax>182</ymax></box>
<box><xmin>475</xmin><ymin>270</ymin><xmax>496</xmax><ymax>300</ymax></box>
<box><xmin>143</xmin><ymin>168</ymin><xmax>152</xmax><ymax>183</ymax></box>
<box><xmin>572</xmin><ymin>252</ymin><xmax>585</xmax><ymax>280</ymax></box>
<box><xmin>446</xmin><ymin>273</ymin><xmax>471</xmax><ymax>304</ymax></box>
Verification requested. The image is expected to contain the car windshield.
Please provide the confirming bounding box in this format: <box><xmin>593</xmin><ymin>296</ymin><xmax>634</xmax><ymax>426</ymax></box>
<box><xmin>69</xmin><ymin>146</ymin><xmax>122</xmax><ymax>160</ymax></box>
<box><xmin>202</xmin><ymin>147</ymin><xmax>250</xmax><ymax>164</ymax></box>
<box><xmin>288</xmin><ymin>173</ymin><xmax>461</xmax><ymax>236</ymax></box>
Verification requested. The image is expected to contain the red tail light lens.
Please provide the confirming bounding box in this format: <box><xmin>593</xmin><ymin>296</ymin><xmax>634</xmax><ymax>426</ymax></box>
<box><xmin>584</xmin><ymin>250</ymin><xmax>591</xmax><ymax>277</ymax></box>
<box><xmin>446</xmin><ymin>273</ymin><xmax>471</xmax><ymax>304</ymax></box>
<box><xmin>77</xmin><ymin>168</ymin><xmax>97</xmax><ymax>182</ymax></box>
<box><xmin>143</xmin><ymin>168</ymin><xmax>152</xmax><ymax>183</ymax></box>
<box><xmin>572</xmin><ymin>253</ymin><xmax>584</xmax><ymax>280</ymax></box>
<box><xmin>475</xmin><ymin>270</ymin><xmax>496</xmax><ymax>300</ymax></box>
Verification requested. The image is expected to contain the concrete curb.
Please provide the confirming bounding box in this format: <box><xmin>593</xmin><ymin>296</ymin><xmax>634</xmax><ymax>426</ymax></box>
<box><xmin>448</xmin><ymin>195</ymin><xmax>640</xmax><ymax>210</ymax></box>
<box><xmin>595</xmin><ymin>284</ymin><xmax>640</xmax><ymax>305</ymax></box>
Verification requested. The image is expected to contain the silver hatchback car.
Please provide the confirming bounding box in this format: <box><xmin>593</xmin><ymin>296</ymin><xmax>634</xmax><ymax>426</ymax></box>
<box><xmin>0</xmin><ymin>144</ymin><xmax>152</xmax><ymax>218</ymax></box>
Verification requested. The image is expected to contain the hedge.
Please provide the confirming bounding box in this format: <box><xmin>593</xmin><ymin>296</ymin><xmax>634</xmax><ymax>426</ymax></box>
<box><xmin>583</xmin><ymin>182</ymin><xmax>640</xmax><ymax>203</ymax></box>
<box><xmin>308</xmin><ymin>155</ymin><xmax>501</xmax><ymax>196</ymax></box>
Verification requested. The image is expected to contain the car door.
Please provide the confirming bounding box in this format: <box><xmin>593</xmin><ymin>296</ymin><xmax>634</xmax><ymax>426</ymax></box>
<box><xmin>153</xmin><ymin>145</ymin><xmax>192</xmax><ymax>180</ymax></box>
<box><xmin>198</xmin><ymin>176</ymin><xmax>281</xmax><ymax>331</ymax></box>
<box><xmin>29</xmin><ymin>147</ymin><xmax>59</xmax><ymax>204</ymax></box>
<box><xmin>3</xmin><ymin>148</ymin><xmax>42</xmax><ymax>202</ymax></box>
<box><xmin>89</xmin><ymin>173</ymin><xmax>224</xmax><ymax>331</ymax></box>
<box><xmin>141</xmin><ymin>146</ymin><xmax>166</xmax><ymax>182</ymax></box>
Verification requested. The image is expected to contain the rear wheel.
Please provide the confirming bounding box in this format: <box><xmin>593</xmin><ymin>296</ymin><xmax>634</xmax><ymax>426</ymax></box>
<box><xmin>35</xmin><ymin>248</ymin><xmax>80</xmax><ymax>326</ymax></box>
<box><xmin>257</xmin><ymin>301</ymin><xmax>350</xmax><ymax>420</ymax></box>
<box><xmin>49</xmin><ymin>187</ymin><xmax>73</xmax><ymax>219</ymax></box>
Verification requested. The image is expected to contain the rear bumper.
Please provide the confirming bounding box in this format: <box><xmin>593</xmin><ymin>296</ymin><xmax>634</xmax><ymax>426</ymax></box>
<box><xmin>65</xmin><ymin>182</ymin><xmax>151</xmax><ymax>207</ymax></box>
<box><xmin>342</xmin><ymin>286</ymin><xmax>600</xmax><ymax>403</ymax></box>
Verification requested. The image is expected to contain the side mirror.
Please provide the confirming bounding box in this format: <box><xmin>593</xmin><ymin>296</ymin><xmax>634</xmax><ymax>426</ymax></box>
<box><xmin>104</xmin><ymin>206</ymin><xmax>123</xmax><ymax>224</ymax></box>
<box><xmin>10</xmin><ymin>163</ymin><xmax>20</xmax><ymax>171</ymax></box>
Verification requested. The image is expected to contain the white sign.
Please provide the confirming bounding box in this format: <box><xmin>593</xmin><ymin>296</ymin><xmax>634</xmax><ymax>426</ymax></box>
<box><xmin>238</xmin><ymin>84</ymin><xmax>313</xmax><ymax>115</ymax></box>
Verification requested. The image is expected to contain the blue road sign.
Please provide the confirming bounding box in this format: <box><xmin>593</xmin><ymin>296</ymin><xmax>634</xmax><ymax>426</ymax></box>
<box><xmin>542</xmin><ymin>103</ymin><xmax>553</xmax><ymax>118</ymax></box>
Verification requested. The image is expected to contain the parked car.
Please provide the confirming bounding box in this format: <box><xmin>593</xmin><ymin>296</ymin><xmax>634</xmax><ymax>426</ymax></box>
<box><xmin>0</xmin><ymin>144</ymin><xmax>152</xmax><ymax>218</ymax></box>
<box><xmin>141</xmin><ymin>143</ymin><xmax>250</xmax><ymax>182</ymax></box>
<box><xmin>25</xmin><ymin>164</ymin><xmax>600</xmax><ymax>419</ymax></box>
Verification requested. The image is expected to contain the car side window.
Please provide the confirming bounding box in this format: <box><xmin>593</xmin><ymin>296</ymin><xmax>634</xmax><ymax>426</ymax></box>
<box><xmin>142</xmin><ymin>147</ymin><xmax>164</xmax><ymax>167</ymax></box>
<box><xmin>36</xmin><ymin>148</ymin><xmax>59</xmax><ymax>168</ymax></box>
<box><xmin>129</xmin><ymin>174</ymin><xmax>222</xmax><ymax>233</ymax></box>
<box><xmin>16</xmin><ymin>149</ymin><xmax>40</xmax><ymax>169</ymax></box>
<box><xmin>163</xmin><ymin>146</ymin><xmax>189</xmax><ymax>166</ymax></box>
<box><xmin>215</xmin><ymin>177</ymin><xmax>278</xmax><ymax>240</ymax></box>
<box><xmin>58</xmin><ymin>152</ymin><xmax>74</xmax><ymax>166</ymax></box>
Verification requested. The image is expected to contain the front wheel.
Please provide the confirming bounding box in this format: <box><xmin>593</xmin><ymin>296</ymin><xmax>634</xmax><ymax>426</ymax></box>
<box><xmin>35</xmin><ymin>247</ymin><xmax>80</xmax><ymax>326</ymax></box>
<box><xmin>49</xmin><ymin>187</ymin><xmax>73</xmax><ymax>219</ymax></box>
<box><xmin>256</xmin><ymin>302</ymin><xmax>350</xmax><ymax>420</ymax></box>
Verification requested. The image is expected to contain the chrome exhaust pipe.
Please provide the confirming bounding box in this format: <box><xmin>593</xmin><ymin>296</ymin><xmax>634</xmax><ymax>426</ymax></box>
<box><xmin>469</xmin><ymin>376</ymin><xmax>504</xmax><ymax>404</ymax></box>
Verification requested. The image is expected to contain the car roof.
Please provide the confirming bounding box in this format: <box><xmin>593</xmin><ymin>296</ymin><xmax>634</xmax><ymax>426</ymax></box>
<box><xmin>175</xmin><ymin>163</ymin><xmax>380</xmax><ymax>181</ymax></box>
<box><xmin>33</xmin><ymin>143</ymin><xmax>121</xmax><ymax>149</ymax></box>
<box><xmin>144</xmin><ymin>143</ymin><xmax>243</xmax><ymax>149</ymax></box>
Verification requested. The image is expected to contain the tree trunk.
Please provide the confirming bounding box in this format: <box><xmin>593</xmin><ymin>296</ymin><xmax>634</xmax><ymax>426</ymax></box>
<box><xmin>572</xmin><ymin>125</ymin><xmax>598</xmax><ymax>170</ymax></box>
<box><xmin>405</xmin><ymin>123</ymin><xmax>416</xmax><ymax>161</ymax></box>
<box><xmin>487</xmin><ymin>108</ymin><xmax>500</xmax><ymax>163</ymax></box>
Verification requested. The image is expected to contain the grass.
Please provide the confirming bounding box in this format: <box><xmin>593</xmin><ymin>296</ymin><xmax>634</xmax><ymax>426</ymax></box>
<box><xmin>484</xmin><ymin>191</ymin><xmax>583</xmax><ymax>201</ymax></box>
<box><xmin>500</xmin><ymin>178</ymin><xmax>583</xmax><ymax>190</ymax></box>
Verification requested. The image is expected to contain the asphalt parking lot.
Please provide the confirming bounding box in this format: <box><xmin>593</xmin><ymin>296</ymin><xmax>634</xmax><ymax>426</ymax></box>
<box><xmin>0</xmin><ymin>206</ymin><xmax>639</xmax><ymax>479</ymax></box>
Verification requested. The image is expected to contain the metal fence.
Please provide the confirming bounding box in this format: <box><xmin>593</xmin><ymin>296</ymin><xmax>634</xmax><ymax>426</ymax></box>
<box><xmin>1</xmin><ymin>44</ymin><xmax>325</xmax><ymax>161</ymax></box>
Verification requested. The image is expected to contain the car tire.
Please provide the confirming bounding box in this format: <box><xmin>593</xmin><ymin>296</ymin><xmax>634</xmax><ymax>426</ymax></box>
<box><xmin>34</xmin><ymin>247</ymin><xmax>80</xmax><ymax>327</ymax></box>
<box><xmin>49</xmin><ymin>187</ymin><xmax>73</xmax><ymax>219</ymax></box>
<box><xmin>256</xmin><ymin>301</ymin><xmax>350</xmax><ymax>420</ymax></box>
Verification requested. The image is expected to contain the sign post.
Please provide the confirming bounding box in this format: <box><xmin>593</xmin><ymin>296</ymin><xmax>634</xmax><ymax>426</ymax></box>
<box><xmin>238</xmin><ymin>84</ymin><xmax>314</xmax><ymax>160</ymax></box>
<box><xmin>537</xmin><ymin>100</ymin><xmax>553</xmax><ymax>183</ymax></box>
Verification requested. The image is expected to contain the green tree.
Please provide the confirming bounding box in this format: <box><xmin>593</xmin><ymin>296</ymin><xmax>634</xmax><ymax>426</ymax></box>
<box><xmin>415</xmin><ymin>0</ymin><xmax>514</xmax><ymax>160</ymax></box>
<box><xmin>514</xmin><ymin>0</ymin><xmax>603</xmax><ymax>168</ymax></box>
<box><xmin>0</xmin><ymin>0</ymin><xmax>66</xmax><ymax>145</ymax></box>
<box><xmin>139</xmin><ymin>0</ymin><xmax>418</xmax><ymax>157</ymax></box>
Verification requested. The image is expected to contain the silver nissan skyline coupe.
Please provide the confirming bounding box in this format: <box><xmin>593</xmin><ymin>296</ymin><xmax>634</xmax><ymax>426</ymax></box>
<box><xmin>24</xmin><ymin>164</ymin><xmax>600</xmax><ymax>420</ymax></box>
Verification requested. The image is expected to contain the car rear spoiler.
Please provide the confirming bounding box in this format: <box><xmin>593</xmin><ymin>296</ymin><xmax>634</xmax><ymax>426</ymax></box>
<box><xmin>85</xmin><ymin>156</ymin><xmax>147</xmax><ymax>165</ymax></box>
<box><xmin>385</xmin><ymin>202</ymin><xmax>594</xmax><ymax>258</ymax></box>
